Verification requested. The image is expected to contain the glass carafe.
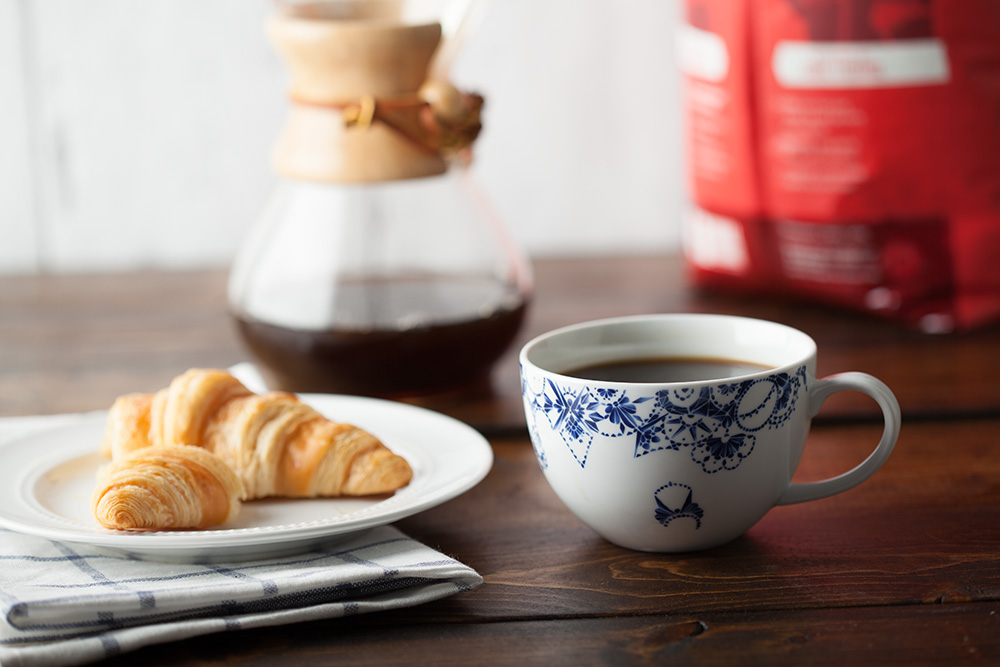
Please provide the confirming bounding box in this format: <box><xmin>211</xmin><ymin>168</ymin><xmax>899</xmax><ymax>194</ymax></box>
<box><xmin>229</xmin><ymin>0</ymin><xmax>532</xmax><ymax>398</ymax></box>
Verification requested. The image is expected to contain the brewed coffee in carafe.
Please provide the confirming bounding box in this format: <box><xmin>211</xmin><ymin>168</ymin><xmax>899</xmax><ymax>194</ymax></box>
<box><xmin>229</xmin><ymin>0</ymin><xmax>532</xmax><ymax>397</ymax></box>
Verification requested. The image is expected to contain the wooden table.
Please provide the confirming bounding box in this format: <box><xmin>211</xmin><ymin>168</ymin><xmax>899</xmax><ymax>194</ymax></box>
<box><xmin>2</xmin><ymin>254</ymin><xmax>998</xmax><ymax>665</ymax></box>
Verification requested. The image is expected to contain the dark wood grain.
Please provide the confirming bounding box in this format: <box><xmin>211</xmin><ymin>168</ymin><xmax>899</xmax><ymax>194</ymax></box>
<box><xmin>3</xmin><ymin>253</ymin><xmax>999</xmax><ymax>665</ymax></box>
<box><xmin>102</xmin><ymin>603</ymin><xmax>1000</xmax><ymax>666</ymax></box>
<box><xmin>385</xmin><ymin>420</ymin><xmax>1000</xmax><ymax>621</ymax></box>
<box><xmin>0</xmin><ymin>271</ymin><xmax>241</xmax><ymax>417</ymax></box>
<box><xmin>2</xmin><ymin>256</ymin><xmax>998</xmax><ymax>428</ymax></box>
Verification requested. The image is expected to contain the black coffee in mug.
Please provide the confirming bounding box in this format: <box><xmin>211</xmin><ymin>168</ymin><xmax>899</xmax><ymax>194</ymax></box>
<box><xmin>566</xmin><ymin>357</ymin><xmax>773</xmax><ymax>383</ymax></box>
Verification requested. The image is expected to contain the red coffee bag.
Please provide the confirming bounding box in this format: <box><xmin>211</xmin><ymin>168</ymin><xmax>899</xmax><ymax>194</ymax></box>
<box><xmin>681</xmin><ymin>0</ymin><xmax>1000</xmax><ymax>332</ymax></box>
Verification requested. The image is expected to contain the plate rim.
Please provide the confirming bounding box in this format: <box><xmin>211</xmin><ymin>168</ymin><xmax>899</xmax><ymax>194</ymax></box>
<box><xmin>0</xmin><ymin>394</ymin><xmax>493</xmax><ymax>558</ymax></box>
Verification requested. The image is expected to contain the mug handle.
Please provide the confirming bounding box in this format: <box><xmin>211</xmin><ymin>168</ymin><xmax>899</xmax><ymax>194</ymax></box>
<box><xmin>777</xmin><ymin>372</ymin><xmax>901</xmax><ymax>506</ymax></box>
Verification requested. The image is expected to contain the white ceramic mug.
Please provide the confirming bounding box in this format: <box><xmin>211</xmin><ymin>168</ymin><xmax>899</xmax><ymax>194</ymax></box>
<box><xmin>519</xmin><ymin>314</ymin><xmax>901</xmax><ymax>552</ymax></box>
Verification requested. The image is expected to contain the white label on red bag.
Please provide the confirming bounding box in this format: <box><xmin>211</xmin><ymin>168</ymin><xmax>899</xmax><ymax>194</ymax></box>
<box><xmin>677</xmin><ymin>25</ymin><xmax>730</xmax><ymax>83</ymax></box>
<box><xmin>772</xmin><ymin>38</ymin><xmax>950</xmax><ymax>89</ymax></box>
<box><xmin>775</xmin><ymin>220</ymin><xmax>881</xmax><ymax>285</ymax></box>
<box><xmin>683</xmin><ymin>207</ymin><xmax>749</xmax><ymax>275</ymax></box>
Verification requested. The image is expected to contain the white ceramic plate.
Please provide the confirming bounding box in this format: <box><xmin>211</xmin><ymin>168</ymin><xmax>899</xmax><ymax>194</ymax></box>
<box><xmin>0</xmin><ymin>395</ymin><xmax>493</xmax><ymax>562</ymax></box>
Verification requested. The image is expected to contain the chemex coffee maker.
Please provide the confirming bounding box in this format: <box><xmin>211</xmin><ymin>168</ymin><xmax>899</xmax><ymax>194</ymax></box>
<box><xmin>229</xmin><ymin>0</ymin><xmax>532</xmax><ymax>398</ymax></box>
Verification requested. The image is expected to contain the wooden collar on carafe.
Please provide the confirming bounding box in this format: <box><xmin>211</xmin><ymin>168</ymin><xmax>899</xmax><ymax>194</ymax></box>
<box><xmin>269</xmin><ymin>14</ymin><xmax>482</xmax><ymax>183</ymax></box>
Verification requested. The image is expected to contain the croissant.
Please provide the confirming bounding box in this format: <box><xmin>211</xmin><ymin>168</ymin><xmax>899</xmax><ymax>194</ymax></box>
<box><xmin>101</xmin><ymin>369</ymin><xmax>413</xmax><ymax>500</ymax></box>
<box><xmin>92</xmin><ymin>445</ymin><xmax>243</xmax><ymax>531</ymax></box>
<box><xmin>100</xmin><ymin>393</ymin><xmax>154</xmax><ymax>460</ymax></box>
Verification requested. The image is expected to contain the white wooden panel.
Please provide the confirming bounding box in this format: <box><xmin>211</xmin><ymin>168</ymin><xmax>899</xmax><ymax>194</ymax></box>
<box><xmin>26</xmin><ymin>0</ymin><xmax>283</xmax><ymax>272</ymax></box>
<box><xmin>0</xmin><ymin>0</ymin><xmax>39</xmax><ymax>273</ymax></box>
<box><xmin>455</xmin><ymin>0</ymin><xmax>684</xmax><ymax>256</ymax></box>
<box><xmin>6</xmin><ymin>0</ymin><xmax>684</xmax><ymax>274</ymax></box>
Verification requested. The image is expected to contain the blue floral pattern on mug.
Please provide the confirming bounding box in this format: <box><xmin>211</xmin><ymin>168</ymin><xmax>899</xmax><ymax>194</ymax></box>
<box><xmin>522</xmin><ymin>365</ymin><xmax>808</xmax><ymax>474</ymax></box>
<box><xmin>654</xmin><ymin>482</ymin><xmax>704</xmax><ymax>529</ymax></box>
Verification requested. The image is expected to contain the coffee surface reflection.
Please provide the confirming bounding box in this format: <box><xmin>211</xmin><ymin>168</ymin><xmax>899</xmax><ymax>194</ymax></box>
<box><xmin>566</xmin><ymin>357</ymin><xmax>773</xmax><ymax>383</ymax></box>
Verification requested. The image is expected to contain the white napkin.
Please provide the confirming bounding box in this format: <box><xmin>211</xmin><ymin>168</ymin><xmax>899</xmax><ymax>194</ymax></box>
<box><xmin>0</xmin><ymin>413</ymin><xmax>483</xmax><ymax>667</ymax></box>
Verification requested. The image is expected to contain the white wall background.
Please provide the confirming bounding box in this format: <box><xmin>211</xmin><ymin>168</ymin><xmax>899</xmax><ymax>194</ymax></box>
<box><xmin>0</xmin><ymin>0</ymin><xmax>684</xmax><ymax>274</ymax></box>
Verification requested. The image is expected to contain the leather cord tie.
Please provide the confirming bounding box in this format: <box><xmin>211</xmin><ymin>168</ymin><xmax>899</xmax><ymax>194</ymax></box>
<box><xmin>290</xmin><ymin>81</ymin><xmax>483</xmax><ymax>164</ymax></box>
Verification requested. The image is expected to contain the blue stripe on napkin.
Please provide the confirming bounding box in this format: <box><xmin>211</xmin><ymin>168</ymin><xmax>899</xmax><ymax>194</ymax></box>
<box><xmin>0</xmin><ymin>526</ymin><xmax>482</xmax><ymax>666</ymax></box>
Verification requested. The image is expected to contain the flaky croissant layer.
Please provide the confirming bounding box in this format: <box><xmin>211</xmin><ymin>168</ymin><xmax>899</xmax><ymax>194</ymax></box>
<box><xmin>92</xmin><ymin>445</ymin><xmax>243</xmax><ymax>531</ymax></box>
